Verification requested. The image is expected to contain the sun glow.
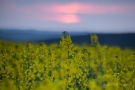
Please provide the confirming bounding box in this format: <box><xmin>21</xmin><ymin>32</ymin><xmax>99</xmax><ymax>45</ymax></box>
<box><xmin>58</xmin><ymin>14</ymin><xmax>80</xmax><ymax>24</ymax></box>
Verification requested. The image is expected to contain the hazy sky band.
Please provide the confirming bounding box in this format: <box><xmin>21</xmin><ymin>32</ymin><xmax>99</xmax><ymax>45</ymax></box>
<box><xmin>0</xmin><ymin>0</ymin><xmax>135</xmax><ymax>33</ymax></box>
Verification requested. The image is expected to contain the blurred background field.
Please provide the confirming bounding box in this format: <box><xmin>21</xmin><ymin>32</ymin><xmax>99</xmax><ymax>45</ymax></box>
<box><xmin>0</xmin><ymin>29</ymin><xmax>135</xmax><ymax>49</ymax></box>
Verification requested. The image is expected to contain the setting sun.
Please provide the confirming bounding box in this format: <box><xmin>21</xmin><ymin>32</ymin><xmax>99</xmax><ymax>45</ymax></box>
<box><xmin>57</xmin><ymin>14</ymin><xmax>80</xmax><ymax>24</ymax></box>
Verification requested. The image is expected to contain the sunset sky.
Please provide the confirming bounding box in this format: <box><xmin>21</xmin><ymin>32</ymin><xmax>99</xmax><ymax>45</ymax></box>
<box><xmin>0</xmin><ymin>0</ymin><xmax>135</xmax><ymax>33</ymax></box>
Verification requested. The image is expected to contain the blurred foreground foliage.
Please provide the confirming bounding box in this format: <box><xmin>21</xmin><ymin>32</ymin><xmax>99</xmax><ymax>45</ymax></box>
<box><xmin>0</xmin><ymin>32</ymin><xmax>135</xmax><ymax>90</ymax></box>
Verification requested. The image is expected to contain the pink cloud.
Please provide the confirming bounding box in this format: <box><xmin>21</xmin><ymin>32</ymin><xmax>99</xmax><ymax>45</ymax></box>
<box><xmin>37</xmin><ymin>2</ymin><xmax>134</xmax><ymax>14</ymax></box>
<box><xmin>4</xmin><ymin>2</ymin><xmax>135</xmax><ymax>24</ymax></box>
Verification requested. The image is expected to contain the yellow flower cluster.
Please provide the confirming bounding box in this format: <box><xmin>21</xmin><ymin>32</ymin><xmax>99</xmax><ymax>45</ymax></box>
<box><xmin>0</xmin><ymin>32</ymin><xmax>135</xmax><ymax>90</ymax></box>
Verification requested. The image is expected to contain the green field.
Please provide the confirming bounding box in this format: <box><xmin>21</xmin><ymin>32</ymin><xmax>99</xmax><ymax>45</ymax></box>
<box><xmin>0</xmin><ymin>32</ymin><xmax>135</xmax><ymax>90</ymax></box>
